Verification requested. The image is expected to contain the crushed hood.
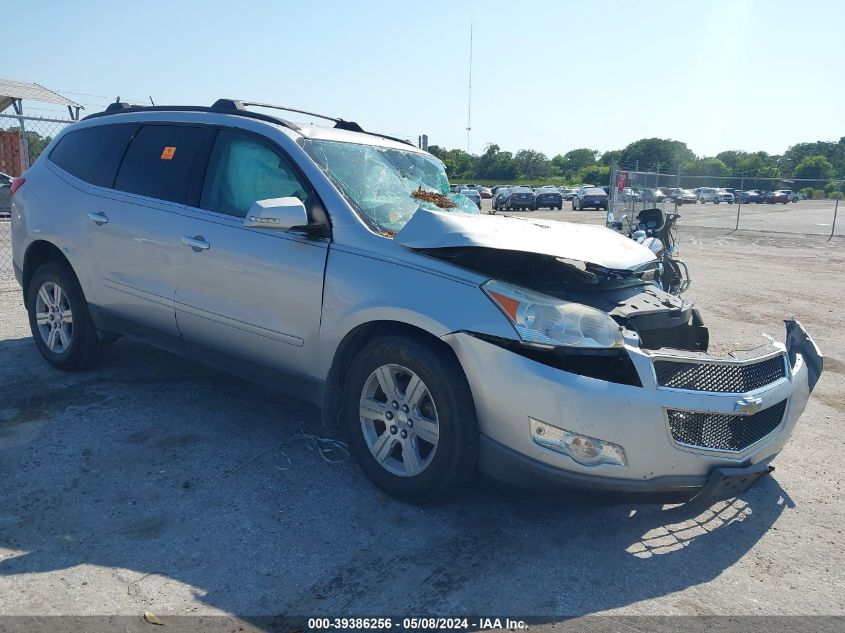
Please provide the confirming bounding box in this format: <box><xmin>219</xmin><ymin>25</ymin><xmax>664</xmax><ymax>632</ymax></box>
<box><xmin>396</xmin><ymin>209</ymin><xmax>656</xmax><ymax>270</ymax></box>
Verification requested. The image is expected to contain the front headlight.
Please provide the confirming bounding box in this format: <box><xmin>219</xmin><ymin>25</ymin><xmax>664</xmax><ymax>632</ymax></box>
<box><xmin>482</xmin><ymin>280</ymin><xmax>623</xmax><ymax>348</ymax></box>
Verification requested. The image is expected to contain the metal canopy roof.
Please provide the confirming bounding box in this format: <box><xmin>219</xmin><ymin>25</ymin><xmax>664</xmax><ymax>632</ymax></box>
<box><xmin>0</xmin><ymin>78</ymin><xmax>83</xmax><ymax>117</ymax></box>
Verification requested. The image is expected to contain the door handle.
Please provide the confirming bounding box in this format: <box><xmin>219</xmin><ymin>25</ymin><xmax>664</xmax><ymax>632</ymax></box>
<box><xmin>181</xmin><ymin>235</ymin><xmax>210</xmax><ymax>252</ymax></box>
<box><xmin>87</xmin><ymin>212</ymin><xmax>109</xmax><ymax>226</ymax></box>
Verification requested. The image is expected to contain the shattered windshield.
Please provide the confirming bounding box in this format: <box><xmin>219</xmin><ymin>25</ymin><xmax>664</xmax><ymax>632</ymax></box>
<box><xmin>301</xmin><ymin>139</ymin><xmax>480</xmax><ymax>233</ymax></box>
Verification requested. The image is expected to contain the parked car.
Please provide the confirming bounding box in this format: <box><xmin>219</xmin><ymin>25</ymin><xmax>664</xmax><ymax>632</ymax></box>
<box><xmin>503</xmin><ymin>186</ymin><xmax>536</xmax><ymax>210</ymax></box>
<box><xmin>668</xmin><ymin>189</ymin><xmax>698</xmax><ymax>205</ymax></box>
<box><xmin>0</xmin><ymin>170</ymin><xmax>13</xmax><ymax>216</ymax></box>
<box><xmin>559</xmin><ymin>187</ymin><xmax>577</xmax><ymax>200</ymax></box>
<box><xmin>737</xmin><ymin>190</ymin><xmax>765</xmax><ymax>204</ymax></box>
<box><xmin>621</xmin><ymin>187</ymin><xmax>641</xmax><ymax>201</ymax></box>
<box><xmin>10</xmin><ymin>98</ymin><xmax>822</xmax><ymax>505</ymax></box>
<box><xmin>696</xmin><ymin>187</ymin><xmax>717</xmax><ymax>203</ymax></box>
<box><xmin>572</xmin><ymin>186</ymin><xmax>608</xmax><ymax>210</ymax></box>
<box><xmin>534</xmin><ymin>186</ymin><xmax>563</xmax><ymax>210</ymax></box>
<box><xmin>713</xmin><ymin>189</ymin><xmax>735</xmax><ymax>204</ymax></box>
<box><xmin>449</xmin><ymin>184</ymin><xmax>462</xmax><ymax>193</ymax></box>
<box><xmin>767</xmin><ymin>189</ymin><xmax>799</xmax><ymax>204</ymax></box>
<box><xmin>641</xmin><ymin>188</ymin><xmax>665</xmax><ymax>203</ymax></box>
<box><xmin>460</xmin><ymin>188</ymin><xmax>482</xmax><ymax>209</ymax></box>
<box><xmin>492</xmin><ymin>186</ymin><xmax>511</xmax><ymax>211</ymax></box>
<box><xmin>477</xmin><ymin>186</ymin><xmax>492</xmax><ymax>199</ymax></box>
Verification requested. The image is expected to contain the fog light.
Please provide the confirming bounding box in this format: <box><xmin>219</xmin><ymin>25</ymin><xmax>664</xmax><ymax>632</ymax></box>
<box><xmin>530</xmin><ymin>418</ymin><xmax>626</xmax><ymax>466</ymax></box>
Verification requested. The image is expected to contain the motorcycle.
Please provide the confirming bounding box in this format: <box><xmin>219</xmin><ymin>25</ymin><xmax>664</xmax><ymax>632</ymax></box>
<box><xmin>607</xmin><ymin>207</ymin><xmax>690</xmax><ymax>296</ymax></box>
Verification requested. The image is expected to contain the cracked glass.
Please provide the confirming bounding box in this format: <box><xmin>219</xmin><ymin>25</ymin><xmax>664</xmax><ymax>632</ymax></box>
<box><xmin>302</xmin><ymin>139</ymin><xmax>479</xmax><ymax>233</ymax></box>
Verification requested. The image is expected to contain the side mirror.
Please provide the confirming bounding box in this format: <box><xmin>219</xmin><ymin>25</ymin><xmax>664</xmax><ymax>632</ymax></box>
<box><xmin>243</xmin><ymin>197</ymin><xmax>308</xmax><ymax>230</ymax></box>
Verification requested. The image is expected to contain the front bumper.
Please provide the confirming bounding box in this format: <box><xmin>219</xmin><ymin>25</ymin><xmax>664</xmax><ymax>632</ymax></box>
<box><xmin>444</xmin><ymin>320</ymin><xmax>822</xmax><ymax>503</ymax></box>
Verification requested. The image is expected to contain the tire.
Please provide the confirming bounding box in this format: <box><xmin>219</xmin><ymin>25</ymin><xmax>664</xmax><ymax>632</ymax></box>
<box><xmin>573</xmin><ymin>199</ymin><xmax>579</xmax><ymax>210</ymax></box>
<box><xmin>342</xmin><ymin>334</ymin><xmax>478</xmax><ymax>503</ymax></box>
<box><xmin>26</xmin><ymin>260</ymin><xmax>110</xmax><ymax>371</ymax></box>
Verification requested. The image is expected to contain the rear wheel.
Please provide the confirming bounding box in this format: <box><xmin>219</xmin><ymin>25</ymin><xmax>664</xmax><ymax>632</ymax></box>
<box><xmin>26</xmin><ymin>261</ymin><xmax>110</xmax><ymax>371</ymax></box>
<box><xmin>343</xmin><ymin>335</ymin><xmax>478</xmax><ymax>503</ymax></box>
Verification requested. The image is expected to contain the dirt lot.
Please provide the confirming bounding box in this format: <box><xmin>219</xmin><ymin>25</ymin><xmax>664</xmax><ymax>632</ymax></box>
<box><xmin>0</xmin><ymin>216</ymin><xmax>843</xmax><ymax>626</ymax></box>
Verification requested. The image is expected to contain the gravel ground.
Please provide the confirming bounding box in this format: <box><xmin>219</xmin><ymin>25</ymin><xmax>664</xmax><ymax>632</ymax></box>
<box><xmin>0</xmin><ymin>220</ymin><xmax>843</xmax><ymax>626</ymax></box>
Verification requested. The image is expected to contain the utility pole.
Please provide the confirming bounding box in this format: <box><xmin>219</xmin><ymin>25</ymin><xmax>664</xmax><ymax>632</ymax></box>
<box><xmin>466</xmin><ymin>22</ymin><xmax>473</xmax><ymax>153</ymax></box>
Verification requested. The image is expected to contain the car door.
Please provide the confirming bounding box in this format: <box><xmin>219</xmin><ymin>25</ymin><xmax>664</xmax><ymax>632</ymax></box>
<box><xmin>171</xmin><ymin>128</ymin><xmax>329</xmax><ymax>378</ymax></box>
<box><xmin>82</xmin><ymin>122</ymin><xmax>213</xmax><ymax>342</ymax></box>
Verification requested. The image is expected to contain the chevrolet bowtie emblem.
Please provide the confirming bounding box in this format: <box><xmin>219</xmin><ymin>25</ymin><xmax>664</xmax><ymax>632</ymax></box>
<box><xmin>734</xmin><ymin>396</ymin><xmax>764</xmax><ymax>415</ymax></box>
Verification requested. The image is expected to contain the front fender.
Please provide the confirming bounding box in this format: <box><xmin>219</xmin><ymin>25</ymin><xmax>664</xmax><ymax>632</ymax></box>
<box><xmin>318</xmin><ymin>246</ymin><xmax>516</xmax><ymax>378</ymax></box>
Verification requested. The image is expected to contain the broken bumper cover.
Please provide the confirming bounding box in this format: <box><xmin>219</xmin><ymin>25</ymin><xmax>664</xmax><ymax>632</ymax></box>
<box><xmin>444</xmin><ymin>320</ymin><xmax>822</xmax><ymax>503</ymax></box>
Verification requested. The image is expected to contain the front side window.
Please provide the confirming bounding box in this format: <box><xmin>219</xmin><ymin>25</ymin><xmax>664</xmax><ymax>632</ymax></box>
<box><xmin>301</xmin><ymin>139</ymin><xmax>479</xmax><ymax>233</ymax></box>
<box><xmin>114</xmin><ymin>124</ymin><xmax>209</xmax><ymax>204</ymax></box>
<box><xmin>49</xmin><ymin>124</ymin><xmax>136</xmax><ymax>188</ymax></box>
<box><xmin>201</xmin><ymin>130</ymin><xmax>310</xmax><ymax>218</ymax></box>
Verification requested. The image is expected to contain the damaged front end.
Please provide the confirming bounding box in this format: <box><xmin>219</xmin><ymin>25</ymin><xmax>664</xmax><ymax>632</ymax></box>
<box><xmin>397</xmin><ymin>209</ymin><xmax>823</xmax><ymax>501</ymax></box>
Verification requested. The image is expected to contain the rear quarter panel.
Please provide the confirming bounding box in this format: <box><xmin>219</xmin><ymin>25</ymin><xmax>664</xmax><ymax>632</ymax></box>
<box><xmin>11</xmin><ymin>161</ymin><xmax>97</xmax><ymax>296</ymax></box>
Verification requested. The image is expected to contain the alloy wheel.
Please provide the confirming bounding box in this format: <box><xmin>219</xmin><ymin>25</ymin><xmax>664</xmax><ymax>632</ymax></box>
<box><xmin>359</xmin><ymin>363</ymin><xmax>440</xmax><ymax>477</ymax></box>
<box><xmin>34</xmin><ymin>281</ymin><xmax>73</xmax><ymax>353</ymax></box>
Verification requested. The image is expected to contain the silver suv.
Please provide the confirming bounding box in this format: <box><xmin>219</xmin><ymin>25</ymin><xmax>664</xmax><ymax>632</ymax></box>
<box><xmin>10</xmin><ymin>99</ymin><xmax>823</xmax><ymax>503</ymax></box>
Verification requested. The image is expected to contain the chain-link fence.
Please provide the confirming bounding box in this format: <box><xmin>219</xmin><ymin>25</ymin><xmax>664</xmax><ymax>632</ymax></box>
<box><xmin>608</xmin><ymin>163</ymin><xmax>843</xmax><ymax>239</ymax></box>
<box><xmin>1</xmin><ymin>113</ymin><xmax>76</xmax><ymax>284</ymax></box>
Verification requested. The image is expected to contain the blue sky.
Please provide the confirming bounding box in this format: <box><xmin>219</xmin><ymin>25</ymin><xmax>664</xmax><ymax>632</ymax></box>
<box><xmin>5</xmin><ymin>0</ymin><xmax>842</xmax><ymax>158</ymax></box>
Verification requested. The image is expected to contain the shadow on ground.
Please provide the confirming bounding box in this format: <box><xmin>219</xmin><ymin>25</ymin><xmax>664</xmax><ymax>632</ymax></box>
<box><xmin>0</xmin><ymin>336</ymin><xmax>795</xmax><ymax>621</ymax></box>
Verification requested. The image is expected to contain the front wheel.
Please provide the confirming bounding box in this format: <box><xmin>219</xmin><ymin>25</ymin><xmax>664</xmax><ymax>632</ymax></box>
<box><xmin>26</xmin><ymin>261</ymin><xmax>110</xmax><ymax>371</ymax></box>
<box><xmin>343</xmin><ymin>335</ymin><xmax>478</xmax><ymax>502</ymax></box>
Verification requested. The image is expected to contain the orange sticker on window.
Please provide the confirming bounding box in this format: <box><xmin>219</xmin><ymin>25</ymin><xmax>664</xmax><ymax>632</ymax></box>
<box><xmin>161</xmin><ymin>146</ymin><xmax>176</xmax><ymax>160</ymax></box>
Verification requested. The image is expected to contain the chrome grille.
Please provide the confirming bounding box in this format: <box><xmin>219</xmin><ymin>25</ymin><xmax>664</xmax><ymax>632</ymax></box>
<box><xmin>667</xmin><ymin>400</ymin><xmax>787</xmax><ymax>452</ymax></box>
<box><xmin>654</xmin><ymin>355</ymin><xmax>785</xmax><ymax>392</ymax></box>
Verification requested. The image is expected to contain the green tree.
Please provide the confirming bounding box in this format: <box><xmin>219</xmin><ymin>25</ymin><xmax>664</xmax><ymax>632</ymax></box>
<box><xmin>7</xmin><ymin>127</ymin><xmax>53</xmax><ymax>163</ymax></box>
<box><xmin>619</xmin><ymin>138</ymin><xmax>696</xmax><ymax>171</ymax></box>
<box><xmin>475</xmin><ymin>144</ymin><xmax>517</xmax><ymax>180</ymax></box>
<box><xmin>575</xmin><ymin>165</ymin><xmax>610</xmax><ymax>187</ymax></box>
<box><xmin>683</xmin><ymin>157</ymin><xmax>731</xmax><ymax>186</ymax></box>
<box><xmin>736</xmin><ymin>153</ymin><xmax>780</xmax><ymax>190</ymax></box>
<box><xmin>557</xmin><ymin>148</ymin><xmax>599</xmax><ymax>179</ymax></box>
<box><xmin>429</xmin><ymin>145</ymin><xmax>477</xmax><ymax>180</ymax></box>
<box><xmin>514</xmin><ymin>149</ymin><xmax>552</xmax><ymax>179</ymax></box>
<box><xmin>782</xmin><ymin>142</ymin><xmax>839</xmax><ymax>176</ymax></box>
<box><xmin>793</xmin><ymin>155</ymin><xmax>835</xmax><ymax>187</ymax></box>
<box><xmin>599</xmin><ymin>149</ymin><xmax>623</xmax><ymax>166</ymax></box>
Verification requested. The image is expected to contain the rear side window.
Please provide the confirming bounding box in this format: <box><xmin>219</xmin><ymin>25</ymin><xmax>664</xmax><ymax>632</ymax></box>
<box><xmin>115</xmin><ymin>125</ymin><xmax>209</xmax><ymax>204</ymax></box>
<box><xmin>200</xmin><ymin>130</ymin><xmax>310</xmax><ymax>218</ymax></box>
<box><xmin>49</xmin><ymin>124</ymin><xmax>135</xmax><ymax>187</ymax></box>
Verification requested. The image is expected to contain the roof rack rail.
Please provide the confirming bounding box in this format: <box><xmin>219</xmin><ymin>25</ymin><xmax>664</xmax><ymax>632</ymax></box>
<box><xmin>84</xmin><ymin>100</ymin><xmax>300</xmax><ymax>130</ymax></box>
<box><xmin>85</xmin><ymin>98</ymin><xmax>415</xmax><ymax>147</ymax></box>
<box><xmin>212</xmin><ymin>98</ymin><xmax>414</xmax><ymax>146</ymax></box>
<box><xmin>104</xmin><ymin>101</ymin><xmax>134</xmax><ymax>113</ymax></box>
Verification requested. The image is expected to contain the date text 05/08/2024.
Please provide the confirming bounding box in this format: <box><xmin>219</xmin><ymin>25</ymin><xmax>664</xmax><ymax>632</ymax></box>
<box><xmin>307</xmin><ymin>617</ymin><xmax>528</xmax><ymax>630</ymax></box>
